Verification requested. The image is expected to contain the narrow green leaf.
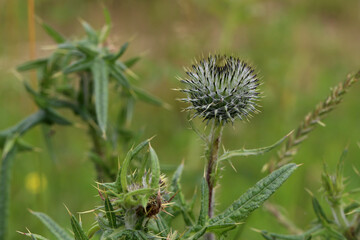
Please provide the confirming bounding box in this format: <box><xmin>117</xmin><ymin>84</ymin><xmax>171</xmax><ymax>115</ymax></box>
<box><xmin>17</xmin><ymin>58</ymin><xmax>48</xmax><ymax>72</ymax></box>
<box><xmin>209</xmin><ymin>164</ymin><xmax>298</xmax><ymax>228</ymax></box>
<box><xmin>45</xmin><ymin>108</ymin><xmax>72</xmax><ymax>126</ymax></box>
<box><xmin>40</xmin><ymin>22</ymin><xmax>66</xmax><ymax>44</ymax></box>
<box><xmin>108</xmin><ymin>42</ymin><xmax>129</xmax><ymax>62</ymax></box>
<box><xmin>63</xmin><ymin>59</ymin><xmax>92</xmax><ymax>74</ymax></box>
<box><xmin>70</xmin><ymin>214</ymin><xmax>89</xmax><ymax>240</ymax></box>
<box><xmin>218</xmin><ymin>133</ymin><xmax>291</xmax><ymax>162</ymax></box>
<box><xmin>155</xmin><ymin>215</ymin><xmax>169</xmax><ymax>237</ymax></box>
<box><xmin>116</xmin><ymin>138</ymin><xmax>152</xmax><ymax>192</ymax></box>
<box><xmin>261</xmin><ymin>231</ymin><xmax>312</xmax><ymax>240</ymax></box>
<box><xmin>91</xmin><ymin>58</ymin><xmax>109</xmax><ymax>136</ymax></box>
<box><xmin>98</xmin><ymin>7</ymin><xmax>112</xmax><ymax>43</ymax></box>
<box><xmin>169</xmin><ymin>163</ymin><xmax>194</xmax><ymax>226</ymax></box>
<box><xmin>197</xmin><ymin>178</ymin><xmax>209</xmax><ymax>227</ymax></box>
<box><xmin>0</xmin><ymin>110</ymin><xmax>47</xmax><ymax>148</ymax></box>
<box><xmin>312</xmin><ymin>197</ymin><xmax>331</xmax><ymax>224</ymax></box>
<box><xmin>132</xmin><ymin>86</ymin><xmax>168</xmax><ymax>108</ymax></box>
<box><xmin>108</xmin><ymin>64</ymin><xmax>130</xmax><ymax>88</ymax></box>
<box><xmin>80</xmin><ymin>19</ymin><xmax>98</xmax><ymax>44</ymax></box>
<box><xmin>31</xmin><ymin>211</ymin><xmax>72</xmax><ymax>240</ymax></box>
<box><xmin>149</xmin><ymin>145</ymin><xmax>160</xmax><ymax>189</ymax></box>
<box><xmin>124</xmin><ymin>56</ymin><xmax>140</xmax><ymax>68</ymax></box>
<box><xmin>0</xmin><ymin>138</ymin><xmax>17</xmax><ymax>240</ymax></box>
<box><xmin>104</xmin><ymin>197</ymin><xmax>117</xmax><ymax>228</ymax></box>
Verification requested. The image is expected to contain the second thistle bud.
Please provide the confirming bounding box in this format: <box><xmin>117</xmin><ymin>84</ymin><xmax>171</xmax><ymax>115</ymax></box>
<box><xmin>179</xmin><ymin>54</ymin><xmax>261</xmax><ymax>124</ymax></box>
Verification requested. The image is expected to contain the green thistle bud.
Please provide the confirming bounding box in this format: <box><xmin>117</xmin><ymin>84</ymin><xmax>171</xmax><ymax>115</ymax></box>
<box><xmin>179</xmin><ymin>54</ymin><xmax>261</xmax><ymax>123</ymax></box>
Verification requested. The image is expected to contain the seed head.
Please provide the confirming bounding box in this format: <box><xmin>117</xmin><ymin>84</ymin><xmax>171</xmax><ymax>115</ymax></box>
<box><xmin>179</xmin><ymin>54</ymin><xmax>261</xmax><ymax>124</ymax></box>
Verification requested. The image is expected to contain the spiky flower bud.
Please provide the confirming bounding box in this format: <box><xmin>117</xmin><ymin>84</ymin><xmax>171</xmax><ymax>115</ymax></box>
<box><xmin>179</xmin><ymin>54</ymin><xmax>261</xmax><ymax>123</ymax></box>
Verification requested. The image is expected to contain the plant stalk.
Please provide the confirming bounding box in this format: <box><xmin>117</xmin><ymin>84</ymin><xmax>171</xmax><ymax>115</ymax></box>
<box><xmin>205</xmin><ymin>120</ymin><xmax>223</xmax><ymax>240</ymax></box>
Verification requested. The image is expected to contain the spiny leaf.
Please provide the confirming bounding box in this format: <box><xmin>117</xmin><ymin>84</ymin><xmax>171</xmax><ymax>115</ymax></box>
<box><xmin>209</xmin><ymin>164</ymin><xmax>298</xmax><ymax>230</ymax></box>
<box><xmin>18</xmin><ymin>231</ymin><xmax>50</xmax><ymax>240</ymax></box>
<box><xmin>149</xmin><ymin>145</ymin><xmax>160</xmax><ymax>189</ymax></box>
<box><xmin>0</xmin><ymin>138</ymin><xmax>17</xmax><ymax>240</ymax></box>
<box><xmin>70</xmin><ymin>214</ymin><xmax>89</xmax><ymax>240</ymax></box>
<box><xmin>91</xmin><ymin>58</ymin><xmax>109</xmax><ymax>137</ymax></box>
<box><xmin>104</xmin><ymin>196</ymin><xmax>117</xmax><ymax>228</ymax></box>
<box><xmin>45</xmin><ymin>108</ymin><xmax>72</xmax><ymax>126</ymax></box>
<box><xmin>30</xmin><ymin>211</ymin><xmax>72</xmax><ymax>240</ymax></box>
<box><xmin>218</xmin><ymin>133</ymin><xmax>290</xmax><ymax>162</ymax></box>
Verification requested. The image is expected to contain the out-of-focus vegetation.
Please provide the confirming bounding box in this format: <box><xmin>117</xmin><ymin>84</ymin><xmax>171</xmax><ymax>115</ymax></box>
<box><xmin>0</xmin><ymin>0</ymin><xmax>359</xmax><ymax>239</ymax></box>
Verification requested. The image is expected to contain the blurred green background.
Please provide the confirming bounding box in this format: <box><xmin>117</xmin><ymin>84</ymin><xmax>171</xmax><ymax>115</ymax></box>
<box><xmin>1</xmin><ymin>0</ymin><xmax>360</xmax><ymax>239</ymax></box>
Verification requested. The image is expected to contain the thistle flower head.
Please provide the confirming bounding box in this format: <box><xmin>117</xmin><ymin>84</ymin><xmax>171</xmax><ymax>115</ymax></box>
<box><xmin>179</xmin><ymin>54</ymin><xmax>261</xmax><ymax>124</ymax></box>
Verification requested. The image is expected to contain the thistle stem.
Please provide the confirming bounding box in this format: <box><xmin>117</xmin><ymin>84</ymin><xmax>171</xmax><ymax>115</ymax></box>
<box><xmin>205</xmin><ymin>120</ymin><xmax>223</xmax><ymax>240</ymax></box>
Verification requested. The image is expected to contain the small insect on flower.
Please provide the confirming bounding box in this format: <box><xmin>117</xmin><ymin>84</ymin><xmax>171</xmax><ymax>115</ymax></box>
<box><xmin>178</xmin><ymin>54</ymin><xmax>261</xmax><ymax>124</ymax></box>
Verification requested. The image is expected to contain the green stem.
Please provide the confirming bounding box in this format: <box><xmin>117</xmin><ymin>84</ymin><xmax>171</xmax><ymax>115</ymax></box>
<box><xmin>205</xmin><ymin>120</ymin><xmax>223</xmax><ymax>240</ymax></box>
<box><xmin>331</xmin><ymin>204</ymin><xmax>349</xmax><ymax>230</ymax></box>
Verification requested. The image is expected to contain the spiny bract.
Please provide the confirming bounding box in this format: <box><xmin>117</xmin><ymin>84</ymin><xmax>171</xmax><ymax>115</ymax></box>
<box><xmin>179</xmin><ymin>54</ymin><xmax>261</xmax><ymax>123</ymax></box>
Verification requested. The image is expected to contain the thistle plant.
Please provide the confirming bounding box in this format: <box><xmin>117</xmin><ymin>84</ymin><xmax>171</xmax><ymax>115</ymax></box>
<box><xmin>0</xmin><ymin>10</ymin><xmax>165</xmax><ymax>240</ymax></box>
<box><xmin>17</xmin><ymin>54</ymin><xmax>301</xmax><ymax>240</ymax></box>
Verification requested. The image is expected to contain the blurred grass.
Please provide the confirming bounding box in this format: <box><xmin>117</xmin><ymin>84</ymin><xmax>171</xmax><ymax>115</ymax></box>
<box><xmin>0</xmin><ymin>0</ymin><xmax>360</xmax><ymax>239</ymax></box>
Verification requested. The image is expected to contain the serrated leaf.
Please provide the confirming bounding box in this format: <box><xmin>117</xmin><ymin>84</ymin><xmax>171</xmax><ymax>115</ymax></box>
<box><xmin>31</xmin><ymin>211</ymin><xmax>72</xmax><ymax>240</ymax></box>
<box><xmin>40</xmin><ymin>21</ymin><xmax>66</xmax><ymax>44</ymax></box>
<box><xmin>17</xmin><ymin>58</ymin><xmax>48</xmax><ymax>72</ymax></box>
<box><xmin>218</xmin><ymin>133</ymin><xmax>290</xmax><ymax>162</ymax></box>
<box><xmin>155</xmin><ymin>215</ymin><xmax>169</xmax><ymax>237</ymax></box>
<box><xmin>209</xmin><ymin>164</ymin><xmax>297</xmax><ymax>230</ymax></box>
<box><xmin>91</xmin><ymin>58</ymin><xmax>109</xmax><ymax>137</ymax></box>
<box><xmin>197</xmin><ymin>178</ymin><xmax>209</xmax><ymax>227</ymax></box>
<box><xmin>0</xmin><ymin>138</ymin><xmax>17</xmax><ymax>240</ymax></box>
<box><xmin>104</xmin><ymin>196</ymin><xmax>117</xmax><ymax>228</ymax></box>
<box><xmin>149</xmin><ymin>145</ymin><xmax>160</xmax><ymax>189</ymax></box>
<box><xmin>70</xmin><ymin>214</ymin><xmax>89</xmax><ymax>240</ymax></box>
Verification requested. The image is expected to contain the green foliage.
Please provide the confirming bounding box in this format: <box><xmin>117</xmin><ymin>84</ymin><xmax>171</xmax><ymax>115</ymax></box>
<box><xmin>261</xmin><ymin>149</ymin><xmax>360</xmax><ymax>240</ymax></box>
